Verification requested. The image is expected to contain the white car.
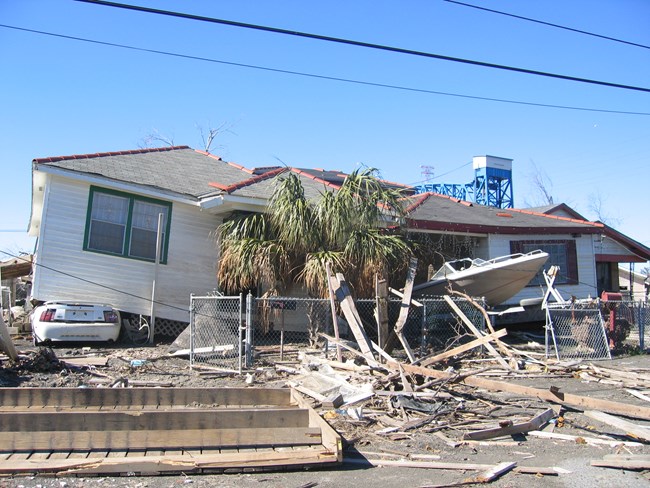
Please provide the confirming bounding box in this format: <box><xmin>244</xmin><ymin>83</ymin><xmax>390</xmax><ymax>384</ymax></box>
<box><xmin>32</xmin><ymin>301</ymin><xmax>121</xmax><ymax>345</ymax></box>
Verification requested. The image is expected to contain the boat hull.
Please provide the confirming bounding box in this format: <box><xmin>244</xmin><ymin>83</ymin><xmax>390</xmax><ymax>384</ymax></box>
<box><xmin>413</xmin><ymin>251</ymin><xmax>549</xmax><ymax>306</ymax></box>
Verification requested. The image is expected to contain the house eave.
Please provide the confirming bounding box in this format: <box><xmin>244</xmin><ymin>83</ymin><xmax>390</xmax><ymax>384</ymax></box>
<box><xmin>199</xmin><ymin>194</ymin><xmax>267</xmax><ymax>215</ymax></box>
<box><xmin>406</xmin><ymin>219</ymin><xmax>601</xmax><ymax>235</ymax></box>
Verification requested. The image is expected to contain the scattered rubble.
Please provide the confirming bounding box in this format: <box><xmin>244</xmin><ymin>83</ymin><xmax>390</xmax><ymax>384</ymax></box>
<box><xmin>1</xmin><ymin>272</ymin><xmax>650</xmax><ymax>486</ymax></box>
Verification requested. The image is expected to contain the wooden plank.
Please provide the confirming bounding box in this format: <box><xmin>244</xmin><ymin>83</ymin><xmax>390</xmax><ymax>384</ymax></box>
<box><xmin>383</xmin><ymin>361</ymin><xmax>650</xmax><ymax>421</ymax></box>
<box><xmin>330</xmin><ymin>273</ymin><xmax>374</xmax><ymax>360</ymax></box>
<box><xmin>418</xmin><ymin>328</ymin><xmax>508</xmax><ymax>367</ymax></box>
<box><xmin>325</xmin><ymin>262</ymin><xmax>343</xmax><ymax>362</ymax></box>
<box><xmin>393</xmin><ymin>257</ymin><xmax>417</xmax><ymax>362</ymax></box>
<box><xmin>0</xmin><ymin>408</ymin><xmax>309</xmax><ymax>432</ymax></box>
<box><xmin>443</xmin><ymin>295</ymin><xmax>510</xmax><ymax>369</ymax></box>
<box><xmin>0</xmin><ymin>447</ymin><xmax>339</xmax><ymax>475</ymax></box>
<box><xmin>528</xmin><ymin>430</ymin><xmax>643</xmax><ymax>447</ymax></box>
<box><xmin>0</xmin><ymin>387</ymin><xmax>293</xmax><ymax>409</ymax></box>
<box><xmin>0</xmin><ymin>315</ymin><xmax>18</xmax><ymax>361</ymax></box>
<box><xmin>463</xmin><ymin>408</ymin><xmax>555</xmax><ymax>441</ymax></box>
<box><xmin>583</xmin><ymin>410</ymin><xmax>650</xmax><ymax>442</ymax></box>
<box><xmin>473</xmin><ymin>461</ymin><xmax>517</xmax><ymax>483</ymax></box>
<box><xmin>591</xmin><ymin>457</ymin><xmax>650</xmax><ymax>470</ymax></box>
<box><xmin>0</xmin><ymin>427</ymin><xmax>322</xmax><ymax>451</ymax></box>
<box><xmin>626</xmin><ymin>389</ymin><xmax>650</xmax><ymax>403</ymax></box>
<box><xmin>375</xmin><ymin>276</ymin><xmax>389</xmax><ymax>349</ymax></box>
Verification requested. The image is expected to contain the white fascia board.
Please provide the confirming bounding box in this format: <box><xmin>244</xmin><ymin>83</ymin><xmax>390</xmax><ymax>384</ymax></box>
<box><xmin>28</xmin><ymin>170</ymin><xmax>48</xmax><ymax>236</ymax></box>
<box><xmin>199</xmin><ymin>194</ymin><xmax>267</xmax><ymax>214</ymax></box>
<box><xmin>33</xmin><ymin>164</ymin><xmax>200</xmax><ymax>207</ymax></box>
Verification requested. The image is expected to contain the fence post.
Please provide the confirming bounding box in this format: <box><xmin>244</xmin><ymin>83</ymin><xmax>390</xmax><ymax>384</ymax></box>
<box><xmin>245</xmin><ymin>292</ymin><xmax>253</xmax><ymax>369</ymax></box>
<box><xmin>639</xmin><ymin>302</ymin><xmax>645</xmax><ymax>351</ymax></box>
<box><xmin>189</xmin><ymin>294</ymin><xmax>195</xmax><ymax>370</ymax></box>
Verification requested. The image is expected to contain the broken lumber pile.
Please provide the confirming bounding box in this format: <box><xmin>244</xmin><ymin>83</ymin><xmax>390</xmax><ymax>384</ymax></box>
<box><xmin>0</xmin><ymin>387</ymin><xmax>341</xmax><ymax>476</ymax></box>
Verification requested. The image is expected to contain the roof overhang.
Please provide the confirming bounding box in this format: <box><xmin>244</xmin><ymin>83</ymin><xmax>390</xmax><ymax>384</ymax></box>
<box><xmin>199</xmin><ymin>194</ymin><xmax>268</xmax><ymax>215</ymax></box>
<box><xmin>406</xmin><ymin>219</ymin><xmax>602</xmax><ymax>235</ymax></box>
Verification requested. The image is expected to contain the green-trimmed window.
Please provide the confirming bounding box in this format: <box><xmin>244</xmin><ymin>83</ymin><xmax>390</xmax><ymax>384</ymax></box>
<box><xmin>84</xmin><ymin>187</ymin><xmax>172</xmax><ymax>263</ymax></box>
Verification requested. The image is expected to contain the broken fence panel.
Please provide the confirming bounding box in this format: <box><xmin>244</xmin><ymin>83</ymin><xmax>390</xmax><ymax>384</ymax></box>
<box><xmin>545</xmin><ymin>301</ymin><xmax>611</xmax><ymax>361</ymax></box>
<box><xmin>189</xmin><ymin>294</ymin><xmax>244</xmax><ymax>372</ymax></box>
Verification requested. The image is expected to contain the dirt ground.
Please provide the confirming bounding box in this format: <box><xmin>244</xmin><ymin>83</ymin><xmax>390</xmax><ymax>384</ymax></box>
<box><xmin>1</xmin><ymin>333</ymin><xmax>650</xmax><ymax>488</ymax></box>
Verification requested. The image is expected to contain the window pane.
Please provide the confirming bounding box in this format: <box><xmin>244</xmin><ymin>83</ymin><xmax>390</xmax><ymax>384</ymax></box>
<box><xmin>521</xmin><ymin>242</ymin><xmax>569</xmax><ymax>285</ymax></box>
<box><xmin>129</xmin><ymin>227</ymin><xmax>158</xmax><ymax>260</ymax></box>
<box><xmin>88</xmin><ymin>221</ymin><xmax>125</xmax><ymax>254</ymax></box>
<box><xmin>88</xmin><ymin>193</ymin><xmax>128</xmax><ymax>253</ymax></box>
<box><xmin>129</xmin><ymin>201</ymin><xmax>168</xmax><ymax>260</ymax></box>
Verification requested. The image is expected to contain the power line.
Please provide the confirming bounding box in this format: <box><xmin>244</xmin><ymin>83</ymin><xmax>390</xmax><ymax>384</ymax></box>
<box><xmin>444</xmin><ymin>0</ymin><xmax>650</xmax><ymax>51</ymax></box>
<box><xmin>0</xmin><ymin>249</ymin><xmax>191</xmax><ymax>314</ymax></box>
<box><xmin>76</xmin><ymin>0</ymin><xmax>650</xmax><ymax>94</ymax></box>
<box><xmin>2</xmin><ymin>24</ymin><xmax>648</xmax><ymax>117</ymax></box>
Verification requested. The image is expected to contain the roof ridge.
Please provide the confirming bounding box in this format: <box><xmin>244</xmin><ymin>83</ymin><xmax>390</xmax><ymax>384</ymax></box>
<box><xmin>508</xmin><ymin>207</ymin><xmax>604</xmax><ymax>227</ymax></box>
<box><xmin>291</xmin><ymin>168</ymin><xmax>342</xmax><ymax>190</ymax></box>
<box><xmin>208</xmin><ymin>167</ymin><xmax>288</xmax><ymax>194</ymax></box>
<box><xmin>193</xmin><ymin>149</ymin><xmax>255</xmax><ymax>175</ymax></box>
<box><xmin>33</xmin><ymin>146</ymin><xmax>190</xmax><ymax>163</ymax></box>
<box><xmin>405</xmin><ymin>192</ymin><xmax>432</xmax><ymax>213</ymax></box>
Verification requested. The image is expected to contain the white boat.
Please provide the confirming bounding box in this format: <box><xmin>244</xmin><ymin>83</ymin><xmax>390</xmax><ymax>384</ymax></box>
<box><xmin>412</xmin><ymin>250</ymin><xmax>549</xmax><ymax>306</ymax></box>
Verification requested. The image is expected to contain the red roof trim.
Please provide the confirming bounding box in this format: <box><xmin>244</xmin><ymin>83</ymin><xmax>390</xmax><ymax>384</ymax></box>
<box><xmin>405</xmin><ymin>193</ymin><xmax>432</xmax><ymax>213</ymax></box>
<box><xmin>208</xmin><ymin>167</ymin><xmax>288</xmax><ymax>194</ymax></box>
<box><xmin>507</xmin><ymin>207</ymin><xmax>604</xmax><ymax>228</ymax></box>
<box><xmin>34</xmin><ymin>146</ymin><xmax>191</xmax><ymax>163</ymax></box>
<box><xmin>407</xmin><ymin>218</ymin><xmax>602</xmax><ymax>235</ymax></box>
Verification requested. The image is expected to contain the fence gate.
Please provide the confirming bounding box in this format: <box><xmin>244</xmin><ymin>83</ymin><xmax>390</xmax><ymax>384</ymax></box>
<box><xmin>189</xmin><ymin>294</ymin><xmax>245</xmax><ymax>372</ymax></box>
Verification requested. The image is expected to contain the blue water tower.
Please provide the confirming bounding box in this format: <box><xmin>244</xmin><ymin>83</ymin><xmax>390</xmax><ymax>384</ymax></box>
<box><xmin>469</xmin><ymin>156</ymin><xmax>513</xmax><ymax>208</ymax></box>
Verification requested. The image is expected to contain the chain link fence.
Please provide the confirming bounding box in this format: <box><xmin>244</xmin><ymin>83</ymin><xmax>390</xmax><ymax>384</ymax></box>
<box><xmin>546</xmin><ymin>301</ymin><xmax>611</xmax><ymax>360</ymax></box>
<box><xmin>599</xmin><ymin>300</ymin><xmax>649</xmax><ymax>352</ymax></box>
<box><xmin>189</xmin><ymin>294</ymin><xmax>243</xmax><ymax>372</ymax></box>
<box><xmin>189</xmin><ymin>294</ymin><xmax>489</xmax><ymax>371</ymax></box>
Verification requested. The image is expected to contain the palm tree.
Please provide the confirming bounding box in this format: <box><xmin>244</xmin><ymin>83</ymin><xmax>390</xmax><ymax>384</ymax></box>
<box><xmin>217</xmin><ymin>167</ymin><xmax>412</xmax><ymax>298</ymax></box>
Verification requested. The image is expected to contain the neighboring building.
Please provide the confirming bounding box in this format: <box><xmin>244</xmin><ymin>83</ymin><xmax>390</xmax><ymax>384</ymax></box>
<box><xmin>406</xmin><ymin>195</ymin><xmax>650</xmax><ymax>308</ymax></box>
<box><xmin>618</xmin><ymin>265</ymin><xmax>650</xmax><ymax>301</ymax></box>
<box><xmin>529</xmin><ymin>204</ymin><xmax>650</xmax><ymax>298</ymax></box>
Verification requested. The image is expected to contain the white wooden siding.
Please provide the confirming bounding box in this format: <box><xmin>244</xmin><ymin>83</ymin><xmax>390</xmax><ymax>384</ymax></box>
<box><xmin>486</xmin><ymin>234</ymin><xmax>598</xmax><ymax>306</ymax></box>
<box><xmin>32</xmin><ymin>175</ymin><xmax>220</xmax><ymax>323</ymax></box>
<box><xmin>594</xmin><ymin>235</ymin><xmax>632</xmax><ymax>257</ymax></box>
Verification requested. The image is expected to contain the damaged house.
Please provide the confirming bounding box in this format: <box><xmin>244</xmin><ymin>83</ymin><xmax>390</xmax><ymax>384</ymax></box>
<box><xmin>27</xmin><ymin>146</ymin><xmax>650</xmax><ymax>339</ymax></box>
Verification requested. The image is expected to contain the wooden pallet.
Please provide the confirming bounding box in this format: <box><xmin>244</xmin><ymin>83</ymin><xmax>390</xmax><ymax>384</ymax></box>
<box><xmin>0</xmin><ymin>387</ymin><xmax>342</xmax><ymax>476</ymax></box>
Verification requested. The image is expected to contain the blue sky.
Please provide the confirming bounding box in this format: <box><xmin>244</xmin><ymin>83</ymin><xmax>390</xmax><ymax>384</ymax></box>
<box><xmin>1</xmin><ymin>0</ymin><xmax>649</xmax><ymax>268</ymax></box>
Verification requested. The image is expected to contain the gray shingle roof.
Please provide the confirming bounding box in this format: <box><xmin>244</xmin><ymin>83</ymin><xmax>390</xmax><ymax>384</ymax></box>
<box><xmin>33</xmin><ymin>146</ymin><xmax>257</xmax><ymax>200</ymax></box>
<box><xmin>407</xmin><ymin>193</ymin><xmax>603</xmax><ymax>234</ymax></box>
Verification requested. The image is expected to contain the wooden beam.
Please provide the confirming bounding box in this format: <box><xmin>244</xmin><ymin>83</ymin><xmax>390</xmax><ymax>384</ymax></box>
<box><xmin>583</xmin><ymin>410</ymin><xmax>650</xmax><ymax>442</ymax></box>
<box><xmin>326</xmin><ymin>262</ymin><xmax>343</xmax><ymax>362</ymax></box>
<box><xmin>443</xmin><ymin>295</ymin><xmax>510</xmax><ymax>369</ymax></box>
<box><xmin>0</xmin><ymin>447</ymin><xmax>340</xmax><ymax>475</ymax></box>
<box><xmin>0</xmin><ymin>408</ymin><xmax>309</xmax><ymax>432</ymax></box>
<box><xmin>418</xmin><ymin>328</ymin><xmax>508</xmax><ymax>367</ymax></box>
<box><xmin>375</xmin><ymin>276</ymin><xmax>389</xmax><ymax>349</ymax></box>
<box><xmin>394</xmin><ymin>257</ymin><xmax>418</xmax><ymax>362</ymax></box>
<box><xmin>0</xmin><ymin>387</ymin><xmax>293</xmax><ymax>409</ymax></box>
<box><xmin>382</xmin><ymin>361</ymin><xmax>650</xmax><ymax>420</ymax></box>
<box><xmin>462</xmin><ymin>408</ymin><xmax>555</xmax><ymax>441</ymax></box>
<box><xmin>0</xmin><ymin>427</ymin><xmax>322</xmax><ymax>451</ymax></box>
<box><xmin>329</xmin><ymin>273</ymin><xmax>375</xmax><ymax>361</ymax></box>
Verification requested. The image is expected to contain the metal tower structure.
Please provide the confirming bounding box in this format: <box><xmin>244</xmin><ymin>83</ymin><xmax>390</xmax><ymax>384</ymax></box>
<box><xmin>415</xmin><ymin>156</ymin><xmax>514</xmax><ymax>209</ymax></box>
